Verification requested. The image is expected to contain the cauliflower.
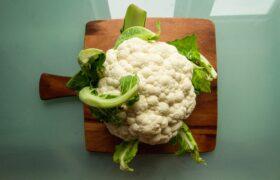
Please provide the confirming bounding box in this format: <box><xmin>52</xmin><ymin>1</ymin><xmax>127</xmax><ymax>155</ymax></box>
<box><xmin>97</xmin><ymin>37</ymin><xmax>196</xmax><ymax>145</ymax></box>
<box><xmin>67</xmin><ymin>4</ymin><xmax>216</xmax><ymax>172</ymax></box>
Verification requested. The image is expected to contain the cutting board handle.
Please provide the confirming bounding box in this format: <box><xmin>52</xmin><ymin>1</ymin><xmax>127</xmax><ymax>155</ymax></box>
<box><xmin>39</xmin><ymin>73</ymin><xmax>76</xmax><ymax>100</ymax></box>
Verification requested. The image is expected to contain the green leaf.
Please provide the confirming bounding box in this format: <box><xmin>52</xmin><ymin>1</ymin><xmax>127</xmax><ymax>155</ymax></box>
<box><xmin>168</xmin><ymin>35</ymin><xmax>217</xmax><ymax>93</ymax></box>
<box><xmin>78</xmin><ymin>48</ymin><xmax>104</xmax><ymax>66</ymax></box>
<box><xmin>114</xmin><ymin>26</ymin><xmax>159</xmax><ymax>48</ymax></box>
<box><xmin>169</xmin><ymin>136</ymin><xmax>178</xmax><ymax>145</ymax></box>
<box><xmin>168</xmin><ymin>35</ymin><xmax>200</xmax><ymax>62</ymax></box>
<box><xmin>66</xmin><ymin>70</ymin><xmax>90</xmax><ymax>91</ymax></box>
<box><xmin>121</xmin><ymin>4</ymin><xmax>147</xmax><ymax>32</ymax></box>
<box><xmin>117</xmin><ymin>4</ymin><xmax>160</xmax><ymax>48</ymax></box>
<box><xmin>199</xmin><ymin>53</ymin><xmax>217</xmax><ymax>79</ymax></box>
<box><xmin>168</xmin><ymin>35</ymin><xmax>217</xmax><ymax>80</ymax></box>
<box><xmin>120</xmin><ymin>75</ymin><xmax>140</xmax><ymax>106</ymax></box>
<box><xmin>67</xmin><ymin>48</ymin><xmax>106</xmax><ymax>90</ymax></box>
<box><xmin>98</xmin><ymin>93</ymin><xmax>119</xmax><ymax>99</ymax></box>
<box><xmin>192</xmin><ymin>68</ymin><xmax>211</xmax><ymax>93</ymax></box>
<box><xmin>126</xmin><ymin>94</ymin><xmax>139</xmax><ymax>107</ymax></box>
<box><xmin>80</xmin><ymin>75</ymin><xmax>139</xmax><ymax>125</ymax></box>
<box><xmin>113</xmin><ymin>140</ymin><xmax>139</xmax><ymax>172</ymax></box>
<box><xmin>78</xmin><ymin>48</ymin><xmax>106</xmax><ymax>86</ymax></box>
<box><xmin>89</xmin><ymin>106</ymin><xmax>123</xmax><ymax>125</ymax></box>
<box><xmin>78</xmin><ymin>75</ymin><xmax>139</xmax><ymax>108</ymax></box>
<box><xmin>120</xmin><ymin>74</ymin><xmax>139</xmax><ymax>94</ymax></box>
<box><xmin>172</xmin><ymin>122</ymin><xmax>205</xmax><ymax>164</ymax></box>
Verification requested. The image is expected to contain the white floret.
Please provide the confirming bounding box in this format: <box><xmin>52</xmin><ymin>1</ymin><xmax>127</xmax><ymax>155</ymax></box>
<box><xmin>98</xmin><ymin>38</ymin><xmax>196</xmax><ymax>145</ymax></box>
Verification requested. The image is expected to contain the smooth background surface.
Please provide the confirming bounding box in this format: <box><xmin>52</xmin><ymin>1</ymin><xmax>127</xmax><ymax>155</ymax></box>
<box><xmin>108</xmin><ymin>0</ymin><xmax>175</xmax><ymax>18</ymax></box>
<box><xmin>0</xmin><ymin>0</ymin><xmax>279</xmax><ymax>179</ymax></box>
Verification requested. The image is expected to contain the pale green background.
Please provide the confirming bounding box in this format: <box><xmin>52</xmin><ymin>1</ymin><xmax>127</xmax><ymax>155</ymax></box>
<box><xmin>0</xmin><ymin>0</ymin><xmax>279</xmax><ymax>179</ymax></box>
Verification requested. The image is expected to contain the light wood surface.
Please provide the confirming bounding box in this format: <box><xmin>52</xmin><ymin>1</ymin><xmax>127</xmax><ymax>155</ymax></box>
<box><xmin>39</xmin><ymin>73</ymin><xmax>76</xmax><ymax>100</ymax></box>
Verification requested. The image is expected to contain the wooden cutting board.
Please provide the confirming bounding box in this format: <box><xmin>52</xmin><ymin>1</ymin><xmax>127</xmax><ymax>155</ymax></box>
<box><xmin>40</xmin><ymin>18</ymin><xmax>217</xmax><ymax>153</ymax></box>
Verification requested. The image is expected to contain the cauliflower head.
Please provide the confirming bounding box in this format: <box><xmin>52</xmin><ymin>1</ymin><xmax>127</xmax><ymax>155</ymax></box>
<box><xmin>97</xmin><ymin>38</ymin><xmax>196</xmax><ymax>145</ymax></box>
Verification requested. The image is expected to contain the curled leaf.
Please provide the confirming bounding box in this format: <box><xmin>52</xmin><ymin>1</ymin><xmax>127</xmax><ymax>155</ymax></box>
<box><xmin>113</xmin><ymin>140</ymin><xmax>139</xmax><ymax>172</ymax></box>
<box><xmin>172</xmin><ymin>122</ymin><xmax>206</xmax><ymax>164</ymax></box>
<box><xmin>67</xmin><ymin>48</ymin><xmax>105</xmax><ymax>90</ymax></box>
<box><xmin>78</xmin><ymin>75</ymin><xmax>139</xmax><ymax>108</ymax></box>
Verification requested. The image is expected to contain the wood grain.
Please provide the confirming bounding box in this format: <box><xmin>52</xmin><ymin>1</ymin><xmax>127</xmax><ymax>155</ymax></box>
<box><xmin>84</xmin><ymin>18</ymin><xmax>217</xmax><ymax>153</ymax></box>
<box><xmin>39</xmin><ymin>73</ymin><xmax>75</xmax><ymax>100</ymax></box>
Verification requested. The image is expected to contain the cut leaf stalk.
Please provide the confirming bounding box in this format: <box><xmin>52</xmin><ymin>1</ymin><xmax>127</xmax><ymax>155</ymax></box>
<box><xmin>121</xmin><ymin>4</ymin><xmax>147</xmax><ymax>32</ymax></box>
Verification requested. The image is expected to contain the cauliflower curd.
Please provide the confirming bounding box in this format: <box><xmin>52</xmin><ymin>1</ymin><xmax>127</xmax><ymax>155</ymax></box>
<box><xmin>97</xmin><ymin>38</ymin><xmax>196</xmax><ymax>145</ymax></box>
<box><xmin>65</xmin><ymin>3</ymin><xmax>217</xmax><ymax>172</ymax></box>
